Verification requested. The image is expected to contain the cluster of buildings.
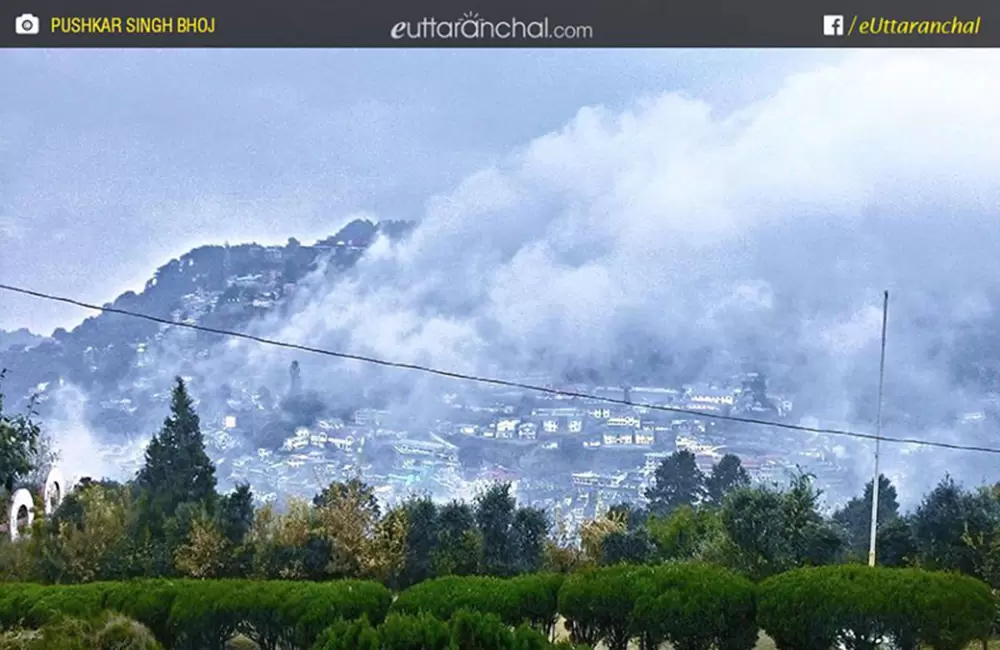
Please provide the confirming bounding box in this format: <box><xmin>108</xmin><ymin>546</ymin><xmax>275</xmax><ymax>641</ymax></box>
<box><xmin>80</xmin><ymin>365</ymin><xmax>858</xmax><ymax>524</ymax></box>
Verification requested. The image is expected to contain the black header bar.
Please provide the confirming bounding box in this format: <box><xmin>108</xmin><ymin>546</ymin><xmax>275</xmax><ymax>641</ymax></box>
<box><xmin>2</xmin><ymin>0</ymin><xmax>997</xmax><ymax>47</ymax></box>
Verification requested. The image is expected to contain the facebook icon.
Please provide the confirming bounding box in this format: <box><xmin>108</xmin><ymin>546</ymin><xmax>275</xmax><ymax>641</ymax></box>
<box><xmin>823</xmin><ymin>15</ymin><xmax>844</xmax><ymax>35</ymax></box>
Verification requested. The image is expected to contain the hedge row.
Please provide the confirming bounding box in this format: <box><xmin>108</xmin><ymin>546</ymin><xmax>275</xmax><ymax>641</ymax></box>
<box><xmin>757</xmin><ymin>566</ymin><xmax>996</xmax><ymax>650</ymax></box>
<box><xmin>0</xmin><ymin>579</ymin><xmax>392</xmax><ymax>650</ymax></box>
<box><xmin>0</xmin><ymin>565</ymin><xmax>992</xmax><ymax>650</ymax></box>
<box><xmin>314</xmin><ymin>610</ymin><xmax>589</xmax><ymax>650</ymax></box>
<box><xmin>393</xmin><ymin>564</ymin><xmax>994</xmax><ymax>650</ymax></box>
<box><xmin>391</xmin><ymin>573</ymin><xmax>564</xmax><ymax>638</ymax></box>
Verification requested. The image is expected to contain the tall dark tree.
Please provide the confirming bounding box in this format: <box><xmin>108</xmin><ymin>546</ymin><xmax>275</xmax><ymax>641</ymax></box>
<box><xmin>216</xmin><ymin>483</ymin><xmax>255</xmax><ymax>577</ymax></box>
<box><xmin>475</xmin><ymin>482</ymin><xmax>516</xmax><ymax>576</ymax></box>
<box><xmin>645</xmin><ymin>450</ymin><xmax>706</xmax><ymax>517</ymax></box>
<box><xmin>705</xmin><ymin>454</ymin><xmax>750</xmax><ymax>505</ymax></box>
<box><xmin>510</xmin><ymin>506</ymin><xmax>549</xmax><ymax>574</ymax></box>
<box><xmin>217</xmin><ymin>483</ymin><xmax>255</xmax><ymax>545</ymax></box>
<box><xmin>601</xmin><ymin>528</ymin><xmax>655</xmax><ymax>566</ymax></box>
<box><xmin>0</xmin><ymin>371</ymin><xmax>41</xmax><ymax>493</ymax></box>
<box><xmin>400</xmin><ymin>496</ymin><xmax>439</xmax><ymax>587</ymax></box>
<box><xmin>831</xmin><ymin>474</ymin><xmax>900</xmax><ymax>558</ymax></box>
<box><xmin>433</xmin><ymin>500</ymin><xmax>481</xmax><ymax>576</ymax></box>
<box><xmin>134</xmin><ymin>378</ymin><xmax>217</xmax><ymax>537</ymax></box>
<box><xmin>876</xmin><ymin>515</ymin><xmax>917</xmax><ymax>567</ymax></box>
<box><xmin>912</xmin><ymin>476</ymin><xmax>1000</xmax><ymax>574</ymax></box>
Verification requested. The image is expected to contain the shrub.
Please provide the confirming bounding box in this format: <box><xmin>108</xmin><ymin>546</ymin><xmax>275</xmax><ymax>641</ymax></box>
<box><xmin>92</xmin><ymin>613</ymin><xmax>163</xmax><ymax>650</ymax></box>
<box><xmin>631</xmin><ymin>563</ymin><xmax>757</xmax><ymax>650</ymax></box>
<box><xmin>758</xmin><ymin>566</ymin><xmax>995</xmax><ymax>650</ymax></box>
<box><xmin>311</xmin><ymin>616</ymin><xmax>379</xmax><ymax>650</ymax></box>
<box><xmin>557</xmin><ymin>565</ymin><xmax>638</xmax><ymax>650</ymax></box>
<box><xmin>449</xmin><ymin>609</ymin><xmax>515</xmax><ymax>650</ymax></box>
<box><xmin>102</xmin><ymin>580</ymin><xmax>178</xmax><ymax>649</ymax></box>
<box><xmin>377</xmin><ymin>612</ymin><xmax>451</xmax><ymax>650</ymax></box>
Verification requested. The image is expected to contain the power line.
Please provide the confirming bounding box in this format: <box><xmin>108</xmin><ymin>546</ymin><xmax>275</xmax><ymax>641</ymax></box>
<box><xmin>2</xmin><ymin>281</ymin><xmax>1000</xmax><ymax>455</ymax></box>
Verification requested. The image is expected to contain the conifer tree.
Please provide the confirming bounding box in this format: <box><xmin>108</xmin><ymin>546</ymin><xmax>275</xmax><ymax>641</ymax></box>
<box><xmin>134</xmin><ymin>377</ymin><xmax>217</xmax><ymax>537</ymax></box>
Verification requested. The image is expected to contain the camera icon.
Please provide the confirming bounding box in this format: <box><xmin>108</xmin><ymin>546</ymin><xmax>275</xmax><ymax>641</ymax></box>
<box><xmin>15</xmin><ymin>13</ymin><xmax>39</xmax><ymax>35</ymax></box>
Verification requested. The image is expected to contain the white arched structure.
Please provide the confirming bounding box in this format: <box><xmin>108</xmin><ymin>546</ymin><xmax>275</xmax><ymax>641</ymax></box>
<box><xmin>44</xmin><ymin>467</ymin><xmax>65</xmax><ymax>516</ymax></box>
<box><xmin>9</xmin><ymin>489</ymin><xmax>34</xmax><ymax>541</ymax></box>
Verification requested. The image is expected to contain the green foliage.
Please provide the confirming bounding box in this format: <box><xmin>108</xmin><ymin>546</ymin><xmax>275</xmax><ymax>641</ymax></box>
<box><xmin>449</xmin><ymin>609</ymin><xmax>515</xmax><ymax>650</ymax></box>
<box><xmin>377</xmin><ymin>612</ymin><xmax>451</xmax><ymax>650</ymax></box>
<box><xmin>631</xmin><ymin>563</ymin><xmax>757</xmax><ymax>650</ymax></box>
<box><xmin>647</xmin><ymin>505</ymin><xmax>723</xmax><ymax>562</ymax></box>
<box><xmin>706</xmin><ymin>454</ymin><xmax>751</xmax><ymax>506</ymax></box>
<box><xmin>719</xmin><ymin>473</ymin><xmax>846</xmax><ymax>580</ymax></box>
<box><xmin>914</xmin><ymin>477</ymin><xmax>1000</xmax><ymax>575</ymax></box>
<box><xmin>132</xmin><ymin>377</ymin><xmax>218</xmax><ymax>578</ymax></box>
<box><xmin>558</xmin><ymin>565</ymin><xmax>637</xmax><ymax>650</ymax></box>
<box><xmin>92</xmin><ymin>613</ymin><xmax>163</xmax><ymax>650</ymax></box>
<box><xmin>475</xmin><ymin>484</ymin><xmax>517</xmax><ymax>576</ymax></box>
<box><xmin>644</xmin><ymin>451</ymin><xmax>705</xmax><ymax>517</ymax></box>
<box><xmin>311</xmin><ymin>616</ymin><xmax>379</xmax><ymax>650</ymax></box>
<box><xmin>831</xmin><ymin>475</ymin><xmax>901</xmax><ymax>559</ymax></box>
<box><xmin>758</xmin><ymin>565</ymin><xmax>995</xmax><ymax>650</ymax></box>
<box><xmin>0</xmin><ymin>370</ymin><xmax>41</xmax><ymax>494</ymax></box>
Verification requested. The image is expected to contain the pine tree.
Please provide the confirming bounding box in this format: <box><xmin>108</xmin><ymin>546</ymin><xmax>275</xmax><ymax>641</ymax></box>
<box><xmin>134</xmin><ymin>377</ymin><xmax>217</xmax><ymax>536</ymax></box>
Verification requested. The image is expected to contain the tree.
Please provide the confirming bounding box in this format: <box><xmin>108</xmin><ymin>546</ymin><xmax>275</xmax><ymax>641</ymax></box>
<box><xmin>217</xmin><ymin>483</ymin><xmax>254</xmax><ymax>546</ymax></box>
<box><xmin>913</xmin><ymin>476</ymin><xmax>1000</xmax><ymax>574</ymax></box>
<box><xmin>400</xmin><ymin>496</ymin><xmax>439</xmax><ymax>587</ymax></box>
<box><xmin>647</xmin><ymin>505</ymin><xmax>723</xmax><ymax>561</ymax></box>
<box><xmin>475</xmin><ymin>482</ymin><xmax>516</xmax><ymax>576</ymax></box>
<box><xmin>24</xmin><ymin>429</ymin><xmax>59</xmax><ymax>491</ymax></box>
<box><xmin>249</xmin><ymin>498</ymin><xmax>331</xmax><ymax>580</ymax></box>
<box><xmin>433</xmin><ymin>501</ymin><xmax>481</xmax><ymax>576</ymax></box>
<box><xmin>510</xmin><ymin>507</ymin><xmax>549</xmax><ymax>574</ymax></box>
<box><xmin>174</xmin><ymin>510</ymin><xmax>228</xmax><ymax>578</ymax></box>
<box><xmin>705</xmin><ymin>454</ymin><xmax>750</xmax><ymax>506</ymax></box>
<box><xmin>134</xmin><ymin>377</ymin><xmax>217</xmax><ymax>530</ymax></box>
<box><xmin>216</xmin><ymin>483</ymin><xmax>255</xmax><ymax>576</ymax></box>
<box><xmin>132</xmin><ymin>377</ymin><xmax>217</xmax><ymax>576</ymax></box>
<box><xmin>644</xmin><ymin>451</ymin><xmax>706</xmax><ymax>517</ymax></box>
<box><xmin>831</xmin><ymin>474</ymin><xmax>900</xmax><ymax>559</ymax></box>
<box><xmin>313</xmin><ymin>480</ymin><xmax>383</xmax><ymax>579</ymax></box>
<box><xmin>33</xmin><ymin>482</ymin><xmax>133</xmax><ymax>583</ymax></box>
<box><xmin>600</xmin><ymin>527</ymin><xmax>654</xmax><ymax>565</ymax></box>
<box><xmin>579</xmin><ymin>509</ymin><xmax>627</xmax><ymax>566</ymax></box>
<box><xmin>0</xmin><ymin>370</ymin><xmax>41</xmax><ymax>493</ymax></box>
<box><xmin>718</xmin><ymin>473</ymin><xmax>844</xmax><ymax>580</ymax></box>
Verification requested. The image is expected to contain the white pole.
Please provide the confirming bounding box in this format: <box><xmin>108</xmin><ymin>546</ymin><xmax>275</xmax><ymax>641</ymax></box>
<box><xmin>868</xmin><ymin>290</ymin><xmax>889</xmax><ymax>567</ymax></box>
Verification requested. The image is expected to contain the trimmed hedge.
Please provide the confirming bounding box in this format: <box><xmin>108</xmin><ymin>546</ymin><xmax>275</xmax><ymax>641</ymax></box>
<box><xmin>312</xmin><ymin>609</ymin><xmax>585</xmax><ymax>650</ymax></box>
<box><xmin>558</xmin><ymin>563</ymin><xmax>756</xmax><ymax>650</ymax></box>
<box><xmin>0</xmin><ymin>565</ymin><xmax>991</xmax><ymax>650</ymax></box>
<box><xmin>758</xmin><ymin>565</ymin><xmax>996</xmax><ymax>650</ymax></box>
<box><xmin>0</xmin><ymin>579</ymin><xmax>392</xmax><ymax>650</ymax></box>
<box><xmin>392</xmin><ymin>573</ymin><xmax>564</xmax><ymax>637</ymax></box>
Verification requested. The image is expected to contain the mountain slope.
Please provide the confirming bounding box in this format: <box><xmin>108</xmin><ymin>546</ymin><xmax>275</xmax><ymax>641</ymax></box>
<box><xmin>0</xmin><ymin>219</ymin><xmax>414</xmax><ymax>431</ymax></box>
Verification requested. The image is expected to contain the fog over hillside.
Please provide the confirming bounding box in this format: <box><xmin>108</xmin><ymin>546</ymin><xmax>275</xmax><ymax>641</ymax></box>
<box><xmin>194</xmin><ymin>52</ymin><xmax>998</xmax><ymax>495</ymax></box>
<box><xmin>4</xmin><ymin>50</ymin><xmax>1000</xmax><ymax>505</ymax></box>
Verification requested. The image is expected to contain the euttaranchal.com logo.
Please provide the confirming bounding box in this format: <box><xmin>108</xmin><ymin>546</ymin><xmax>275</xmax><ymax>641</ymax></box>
<box><xmin>390</xmin><ymin>11</ymin><xmax>593</xmax><ymax>40</ymax></box>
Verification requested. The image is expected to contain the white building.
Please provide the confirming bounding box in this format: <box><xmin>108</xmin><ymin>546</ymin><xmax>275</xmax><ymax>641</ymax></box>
<box><xmin>685</xmin><ymin>385</ymin><xmax>735</xmax><ymax>406</ymax></box>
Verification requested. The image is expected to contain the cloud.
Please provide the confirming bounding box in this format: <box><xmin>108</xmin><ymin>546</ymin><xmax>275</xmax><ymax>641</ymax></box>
<box><xmin>198</xmin><ymin>50</ymin><xmax>1000</xmax><ymax>504</ymax></box>
<box><xmin>41</xmin><ymin>384</ymin><xmax>139</xmax><ymax>484</ymax></box>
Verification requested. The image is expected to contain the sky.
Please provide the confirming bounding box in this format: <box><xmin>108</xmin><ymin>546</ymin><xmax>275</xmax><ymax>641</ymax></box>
<box><xmin>0</xmin><ymin>49</ymin><xmax>834</xmax><ymax>334</ymax></box>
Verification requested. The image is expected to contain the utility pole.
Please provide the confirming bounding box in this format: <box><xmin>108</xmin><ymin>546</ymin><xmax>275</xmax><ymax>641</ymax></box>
<box><xmin>868</xmin><ymin>290</ymin><xmax>889</xmax><ymax>567</ymax></box>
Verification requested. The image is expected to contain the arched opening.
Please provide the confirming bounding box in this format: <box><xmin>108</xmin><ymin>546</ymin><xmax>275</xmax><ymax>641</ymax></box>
<box><xmin>14</xmin><ymin>504</ymin><xmax>30</xmax><ymax>537</ymax></box>
<box><xmin>44</xmin><ymin>468</ymin><xmax>66</xmax><ymax>516</ymax></box>
<box><xmin>9</xmin><ymin>489</ymin><xmax>35</xmax><ymax>541</ymax></box>
<box><xmin>45</xmin><ymin>480</ymin><xmax>62</xmax><ymax>515</ymax></box>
